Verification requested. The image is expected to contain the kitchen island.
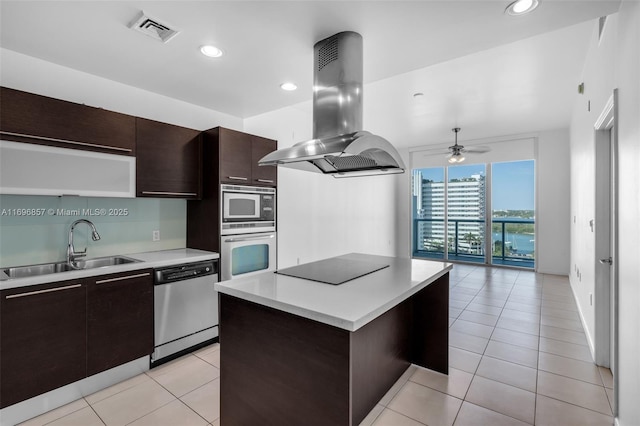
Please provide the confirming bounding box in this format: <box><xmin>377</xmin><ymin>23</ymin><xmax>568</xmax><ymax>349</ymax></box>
<box><xmin>215</xmin><ymin>253</ymin><xmax>451</xmax><ymax>426</ymax></box>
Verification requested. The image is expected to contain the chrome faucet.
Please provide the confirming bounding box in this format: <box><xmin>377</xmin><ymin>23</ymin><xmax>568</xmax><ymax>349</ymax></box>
<box><xmin>67</xmin><ymin>219</ymin><xmax>101</xmax><ymax>268</ymax></box>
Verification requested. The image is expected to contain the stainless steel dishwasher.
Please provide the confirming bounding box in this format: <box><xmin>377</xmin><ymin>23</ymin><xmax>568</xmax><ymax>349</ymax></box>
<box><xmin>152</xmin><ymin>259</ymin><xmax>219</xmax><ymax>366</ymax></box>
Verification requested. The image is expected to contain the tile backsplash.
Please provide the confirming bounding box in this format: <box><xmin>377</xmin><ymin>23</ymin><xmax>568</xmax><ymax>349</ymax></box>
<box><xmin>0</xmin><ymin>195</ymin><xmax>186</xmax><ymax>267</ymax></box>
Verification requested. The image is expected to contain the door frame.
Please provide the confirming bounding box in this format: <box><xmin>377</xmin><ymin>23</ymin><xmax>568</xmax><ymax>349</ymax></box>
<box><xmin>593</xmin><ymin>89</ymin><xmax>618</xmax><ymax>415</ymax></box>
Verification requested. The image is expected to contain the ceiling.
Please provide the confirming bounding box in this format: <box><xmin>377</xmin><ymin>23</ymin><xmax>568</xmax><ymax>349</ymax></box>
<box><xmin>0</xmin><ymin>1</ymin><xmax>621</xmax><ymax>147</ymax></box>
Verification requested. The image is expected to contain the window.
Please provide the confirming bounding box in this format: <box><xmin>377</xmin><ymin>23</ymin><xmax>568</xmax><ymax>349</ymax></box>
<box><xmin>412</xmin><ymin>160</ymin><xmax>535</xmax><ymax>269</ymax></box>
<box><xmin>491</xmin><ymin>160</ymin><xmax>535</xmax><ymax>268</ymax></box>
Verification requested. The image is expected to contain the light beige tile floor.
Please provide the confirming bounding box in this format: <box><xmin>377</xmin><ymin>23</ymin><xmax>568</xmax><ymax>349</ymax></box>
<box><xmin>19</xmin><ymin>264</ymin><xmax>615</xmax><ymax>426</ymax></box>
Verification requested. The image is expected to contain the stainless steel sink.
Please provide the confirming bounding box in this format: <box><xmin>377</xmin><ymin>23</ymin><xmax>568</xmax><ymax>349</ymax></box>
<box><xmin>72</xmin><ymin>256</ymin><xmax>140</xmax><ymax>270</ymax></box>
<box><xmin>2</xmin><ymin>261</ymin><xmax>74</xmax><ymax>279</ymax></box>
<box><xmin>1</xmin><ymin>256</ymin><xmax>141</xmax><ymax>280</ymax></box>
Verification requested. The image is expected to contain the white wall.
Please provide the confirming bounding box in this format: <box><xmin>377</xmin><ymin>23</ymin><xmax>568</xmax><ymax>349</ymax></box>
<box><xmin>612</xmin><ymin>2</ymin><xmax>640</xmax><ymax>424</ymax></box>
<box><xmin>569</xmin><ymin>5</ymin><xmax>640</xmax><ymax>425</ymax></box>
<box><xmin>536</xmin><ymin>128</ymin><xmax>571</xmax><ymax>275</ymax></box>
<box><xmin>569</xmin><ymin>14</ymin><xmax>617</xmax><ymax>361</ymax></box>
<box><xmin>0</xmin><ymin>48</ymin><xmax>243</xmax><ymax>131</ymax></box>
<box><xmin>244</xmin><ymin>103</ymin><xmax>402</xmax><ymax>268</ymax></box>
<box><xmin>394</xmin><ymin>148</ymin><xmax>412</xmax><ymax>259</ymax></box>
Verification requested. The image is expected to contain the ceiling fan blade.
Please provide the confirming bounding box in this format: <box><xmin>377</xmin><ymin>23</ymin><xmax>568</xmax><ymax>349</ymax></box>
<box><xmin>421</xmin><ymin>149</ymin><xmax>452</xmax><ymax>156</ymax></box>
<box><xmin>462</xmin><ymin>146</ymin><xmax>491</xmax><ymax>153</ymax></box>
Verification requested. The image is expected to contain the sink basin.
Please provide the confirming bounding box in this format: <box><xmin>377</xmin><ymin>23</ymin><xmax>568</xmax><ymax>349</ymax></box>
<box><xmin>72</xmin><ymin>256</ymin><xmax>140</xmax><ymax>269</ymax></box>
<box><xmin>1</xmin><ymin>256</ymin><xmax>141</xmax><ymax>280</ymax></box>
<box><xmin>2</xmin><ymin>261</ymin><xmax>73</xmax><ymax>279</ymax></box>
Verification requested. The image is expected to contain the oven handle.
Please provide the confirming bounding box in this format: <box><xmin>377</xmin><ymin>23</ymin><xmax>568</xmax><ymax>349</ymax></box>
<box><xmin>223</xmin><ymin>234</ymin><xmax>275</xmax><ymax>243</ymax></box>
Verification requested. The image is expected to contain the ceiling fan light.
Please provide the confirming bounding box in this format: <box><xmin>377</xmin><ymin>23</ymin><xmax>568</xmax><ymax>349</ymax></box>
<box><xmin>448</xmin><ymin>153</ymin><xmax>465</xmax><ymax>164</ymax></box>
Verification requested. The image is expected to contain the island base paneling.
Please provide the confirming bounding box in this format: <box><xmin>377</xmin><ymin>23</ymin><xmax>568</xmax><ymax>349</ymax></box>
<box><xmin>219</xmin><ymin>294</ymin><xmax>351</xmax><ymax>426</ymax></box>
<box><xmin>218</xmin><ymin>272</ymin><xmax>449</xmax><ymax>426</ymax></box>
<box><xmin>411</xmin><ymin>272</ymin><xmax>449</xmax><ymax>374</ymax></box>
<box><xmin>350</xmin><ymin>299</ymin><xmax>412</xmax><ymax>423</ymax></box>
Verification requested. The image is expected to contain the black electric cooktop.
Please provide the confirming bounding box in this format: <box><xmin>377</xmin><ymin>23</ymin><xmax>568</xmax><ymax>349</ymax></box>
<box><xmin>275</xmin><ymin>257</ymin><xmax>389</xmax><ymax>285</ymax></box>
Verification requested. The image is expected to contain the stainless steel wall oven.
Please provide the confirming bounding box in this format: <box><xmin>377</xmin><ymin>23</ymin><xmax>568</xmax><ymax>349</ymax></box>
<box><xmin>220</xmin><ymin>232</ymin><xmax>276</xmax><ymax>281</ymax></box>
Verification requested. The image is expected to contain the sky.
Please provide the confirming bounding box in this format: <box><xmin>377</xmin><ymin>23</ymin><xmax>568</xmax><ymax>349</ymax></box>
<box><xmin>416</xmin><ymin>160</ymin><xmax>535</xmax><ymax>211</ymax></box>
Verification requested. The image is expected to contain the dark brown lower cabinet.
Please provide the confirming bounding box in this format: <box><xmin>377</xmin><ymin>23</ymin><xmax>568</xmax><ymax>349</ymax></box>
<box><xmin>0</xmin><ymin>268</ymin><xmax>155</xmax><ymax>409</ymax></box>
<box><xmin>0</xmin><ymin>280</ymin><xmax>87</xmax><ymax>409</ymax></box>
<box><xmin>87</xmin><ymin>270</ymin><xmax>153</xmax><ymax>376</ymax></box>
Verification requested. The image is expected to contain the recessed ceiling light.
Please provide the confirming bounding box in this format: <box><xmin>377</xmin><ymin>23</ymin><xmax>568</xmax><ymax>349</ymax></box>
<box><xmin>200</xmin><ymin>45</ymin><xmax>223</xmax><ymax>58</ymax></box>
<box><xmin>280</xmin><ymin>82</ymin><xmax>298</xmax><ymax>91</ymax></box>
<box><xmin>505</xmin><ymin>0</ymin><xmax>539</xmax><ymax>15</ymax></box>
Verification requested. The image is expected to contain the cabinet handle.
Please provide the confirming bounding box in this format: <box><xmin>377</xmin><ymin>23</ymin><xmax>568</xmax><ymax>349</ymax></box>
<box><xmin>0</xmin><ymin>131</ymin><xmax>133</xmax><ymax>153</ymax></box>
<box><xmin>6</xmin><ymin>283</ymin><xmax>82</xmax><ymax>299</ymax></box>
<box><xmin>227</xmin><ymin>176</ymin><xmax>248</xmax><ymax>181</ymax></box>
<box><xmin>95</xmin><ymin>272</ymin><xmax>150</xmax><ymax>285</ymax></box>
<box><xmin>141</xmin><ymin>191</ymin><xmax>198</xmax><ymax>196</ymax></box>
<box><xmin>256</xmin><ymin>179</ymin><xmax>274</xmax><ymax>183</ymax></box>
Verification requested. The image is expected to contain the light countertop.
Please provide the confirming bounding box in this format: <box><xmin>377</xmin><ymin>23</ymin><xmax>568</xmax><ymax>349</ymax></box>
<box><xmin>0</xmin><ymin>248</ymin><xmax>219</xmax><ymax>291</ymax></box>
<box><xmin>215</xmin><ymin>253</ymin><xmax>452</xmax><ymax>331</ymax></box>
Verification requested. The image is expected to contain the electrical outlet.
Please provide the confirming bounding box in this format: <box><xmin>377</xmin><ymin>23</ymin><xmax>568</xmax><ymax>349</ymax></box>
<box><xmin>152</xmin><ymin>230</ymin><xmax>160</xmax><ymax>241</ymax></box>
<box><xmin>590</xmin><ymin>293</ymin><xmax>593</xmax><ymax>306</ymax></box>
<box><xmin>297</xmin><ymin>258</ymin><xmax>300</xmax><ymax>265</ymax></box>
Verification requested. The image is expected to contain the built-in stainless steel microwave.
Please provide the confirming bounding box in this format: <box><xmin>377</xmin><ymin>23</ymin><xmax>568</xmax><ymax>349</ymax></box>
<box><xmin>220</xmin><ymin>184</ymin><xmax>276</xmax><ymax>235</ymax></box>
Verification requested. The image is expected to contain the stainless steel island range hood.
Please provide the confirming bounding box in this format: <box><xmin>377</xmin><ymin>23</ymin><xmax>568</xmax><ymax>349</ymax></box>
<box><xmin>258</xmin><ymin>31</ymin><xmax>405</xmax><ymax>177</ymax></box>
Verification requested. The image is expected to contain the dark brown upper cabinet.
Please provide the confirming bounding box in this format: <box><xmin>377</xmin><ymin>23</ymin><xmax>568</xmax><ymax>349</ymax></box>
<box><xmin>250</xmin><ymin>135</ymin><xmax>278</xmax><ymax>186</ymax></box>
<box><xmin>186</xmin><ymin>127</ymin><xmax>277</xmax><ymax>252</ymax></box>
<box><xmin>0</xmin><ymin>279</ymin><xmax>87</xmax><ymax>409</ymax></box>
<box><xmin>218</xmin><ymin>127</ymin><xmax>253</xmax><ymax>184</ymax></box>
<box><xmin>136</xmin><ymin>118</ymin><xmax>202</xmax><ymax>199</ymax></box>
<box><xmin>86</xmin><ymin>269</ymin><xmax>154</xmax><ymax>376</ymax></box>
<box><xmin>217</xmin><ymin>127</ymin><xmax>277</xmax><ymax>187</ymax></box>
<box><xmin>0</xmin><ymin>87</ymin><xmax>135</xmax><ymax>156</ymax></box>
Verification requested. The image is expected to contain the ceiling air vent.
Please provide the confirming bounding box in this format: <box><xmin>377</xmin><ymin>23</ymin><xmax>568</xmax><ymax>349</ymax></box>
<box><xmin>129</xmin><ymin>11</ymin><xmax>179</xmax><ymax>43</ymax></box>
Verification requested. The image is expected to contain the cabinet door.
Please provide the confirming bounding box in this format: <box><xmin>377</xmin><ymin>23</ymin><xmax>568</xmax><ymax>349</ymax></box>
<box><xmin>0</xmin><ymin>140</ymin><xmax>136</xmax><ymax>198</ymax></box>
<box><xmin>0</xmin><ymin>280</ymin><xmax>87</xmax><ymax>408</ymax></box>
<box><xmin>136</xmin><ymin>118</ymin><xmax>202</xmax><ymax>198</ymax></box>
<box><xmin>87</xmin><ymin>270</ymin><xmax>154</xmax><ymax>376</ymax></box>
<box><xmin>219</xmin><ymin>127</ymin><xmax>253</xmax><ymax>184</ymax></box>
<box><xmin>251</xmin><ymin>136</ymin><xmax>278</xmax><ymax>186</ymax></box>
<box><xmin>0</xmin><ymin>87</ymin><xmax>135</xmax><ymax>156</ymax></box>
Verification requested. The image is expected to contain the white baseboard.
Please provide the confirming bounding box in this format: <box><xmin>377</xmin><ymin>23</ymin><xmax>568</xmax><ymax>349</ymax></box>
<box><xmin>569</xmin><ymin>276</ymin><xmax>596</xmax><ymax>362</ymax></box>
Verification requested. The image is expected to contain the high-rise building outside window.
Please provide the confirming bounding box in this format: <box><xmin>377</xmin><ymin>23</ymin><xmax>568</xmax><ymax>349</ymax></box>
<box><xmin>412</xmin><ymin>160</ymin><xmax>535</xmax><ymax>269</ymax></box>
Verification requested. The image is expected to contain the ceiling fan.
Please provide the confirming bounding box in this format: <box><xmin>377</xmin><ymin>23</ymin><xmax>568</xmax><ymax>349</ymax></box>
<box><xmin>446</xmin><ymin>128</ymin><xmax>490</xmax><ymax>164</ymax></box>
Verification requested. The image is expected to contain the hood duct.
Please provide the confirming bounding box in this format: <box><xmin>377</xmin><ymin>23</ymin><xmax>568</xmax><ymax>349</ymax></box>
<box><xmin>258</xmin><ymin>31</ymin><xmax>405</xmax><ymax>177</ymax></box>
